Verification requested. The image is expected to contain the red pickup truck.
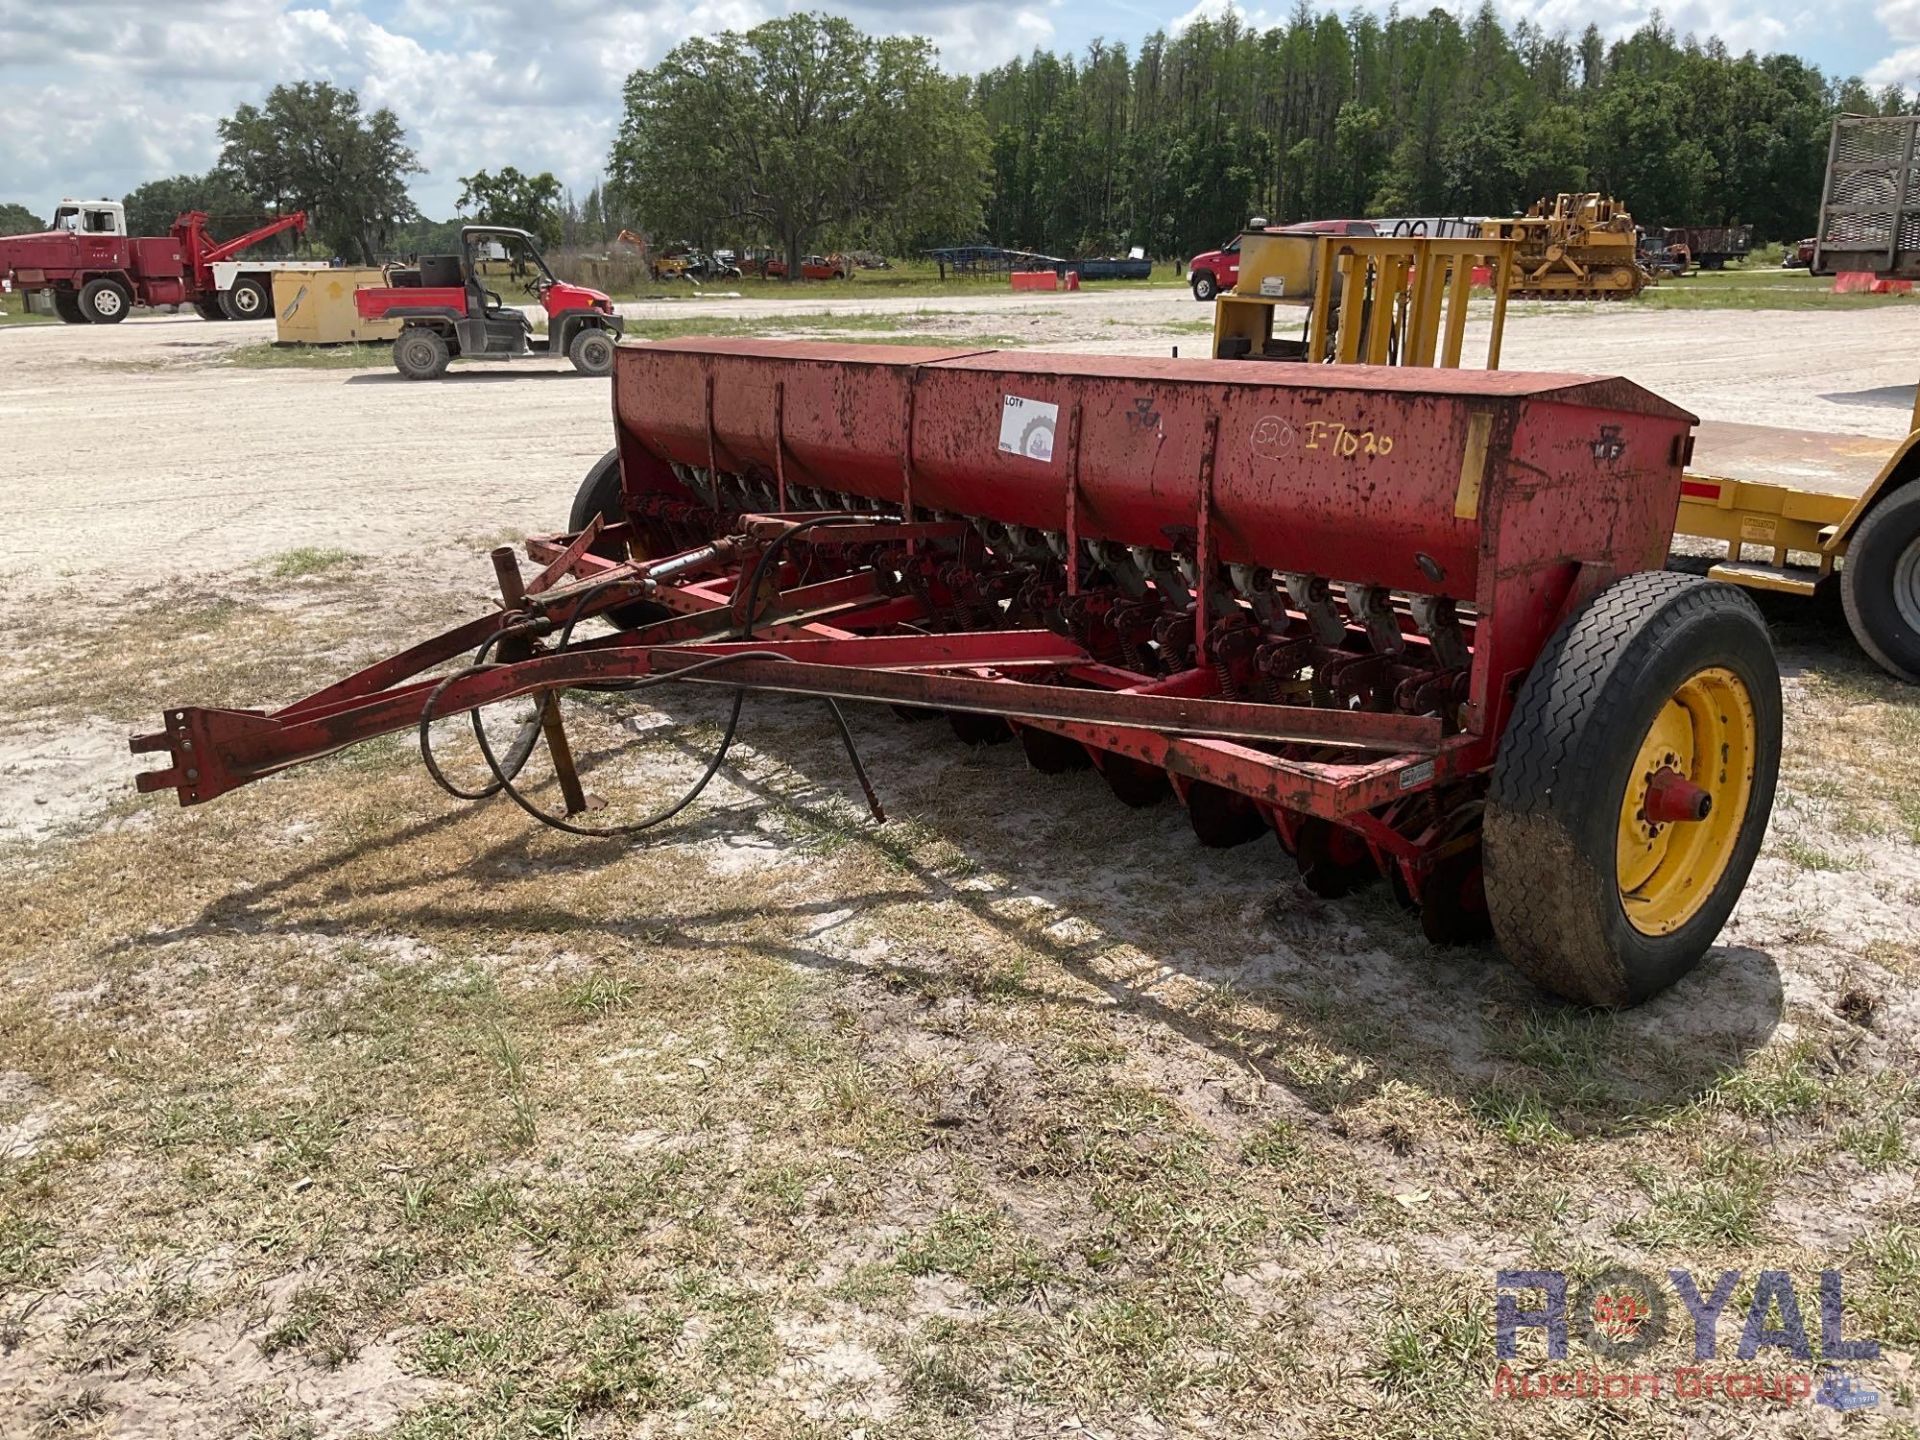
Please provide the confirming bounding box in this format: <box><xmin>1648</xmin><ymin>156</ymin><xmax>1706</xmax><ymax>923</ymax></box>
<box><xmin>1186</xmin><ymin>219</ymin><xmax>1378</xmax><ymax>301</ymax></box>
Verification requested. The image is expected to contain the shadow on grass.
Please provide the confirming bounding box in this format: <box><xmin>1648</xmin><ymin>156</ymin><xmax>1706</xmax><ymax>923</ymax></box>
<box><xmin>114</xmin><ymin>680</ymin><xmax>1784</xmax><ymax>1143</ymax></box>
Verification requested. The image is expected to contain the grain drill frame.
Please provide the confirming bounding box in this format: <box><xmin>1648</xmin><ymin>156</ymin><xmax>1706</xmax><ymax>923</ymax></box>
<box><xmin>134</xmin><ymin>341</ymin><xmax>1783</xmax><ymax>1007</ymax></box>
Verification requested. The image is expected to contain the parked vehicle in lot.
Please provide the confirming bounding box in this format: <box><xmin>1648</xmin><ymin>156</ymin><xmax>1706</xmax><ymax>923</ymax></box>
<box><xmin>749</xmin><ymin>251</ymin><xmax>855</xmax><ymax>280</ymax></box>
<box><xmin>354</xmin><ymin>226</ymin><xmax>623</xmax><ymax>380</ymax></box>
<box><xmin>1782</xmin><ymin>237</ymin><xmax>1817</xmax><ymax>268</ymax></box>
<box><xmin>1638</xmin><ymin>230</ymin><xmax>1693</xmax><ymax>277</ymax></box>
<box><xmin>1654</xmin><ymin>223</ymin><xmax>1752</xmax><ymax>269</ymax></box>
<box><xmin>0</xmin><ymin>198</ymin><xmax>316</xmax><ymax>322</ymax></box>
<box><xmin>1186</xmin><ymin>219</ymin><xmax>1376</xmax><ymax>301</ymax></box>
<box><xmin>650</xmin><ymin>245</ymin><xmax>740</xmax><ymax>282</ymax></box>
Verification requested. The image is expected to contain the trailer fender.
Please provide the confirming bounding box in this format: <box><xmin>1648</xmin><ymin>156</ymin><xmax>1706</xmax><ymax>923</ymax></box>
<box><xmin>1823</xmin><ymin>430</ymin><xmax>1920</xmax><ymax>551</ymax></box>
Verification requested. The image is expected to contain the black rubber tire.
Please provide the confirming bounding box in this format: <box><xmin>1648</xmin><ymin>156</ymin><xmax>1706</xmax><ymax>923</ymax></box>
<box><xmin>1840</xmin><ymin>482</ymin><xmax>1920</xmax><ymax>683</ymax></box>
<box><xmin>569</xmin><ymin>448</ymin><xmax>670</xmax><ymax>628</ymax></box>
<box><xmin>52</xmin><ymin>291</ymin><xmax>86</xmax><ymax>323</ymax></box>
<box><xmin>568</xmin><ymin>326</ymin><xmax>616</xmax><ymax>377</ymax></box>
<box><xmin>223</xmin><ymin>276</ymin><xmax>271</xmax><ymax>321</ymax></box>
<box><xmin>78</xmin><ymin>278</ymin><xmax>131</xmax><ymax>324</ymax></box>
<box><xmin>193</xmin><ymin>297</ymin><xmax>228</xmax><ymax>322</ymax></box>
<box><xmin>393</xmin><ymin>328</ymin><xmax>451</xmax><ymax>381</ymax></box>
<box><xmin>1484</xmin><ymin>572</ymin><xmax>1781</xmax><ymax>1007</ymax></box>
<box><xmin>1191</xmin><ymin>271</ymin><xmax>1218</xmax><ymax>302</ymax></box>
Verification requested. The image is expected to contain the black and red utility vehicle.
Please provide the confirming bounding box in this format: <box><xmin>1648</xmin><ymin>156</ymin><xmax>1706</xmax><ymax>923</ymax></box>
<box><xmin>354</xmin><ymin>226</ymin><xmax>623</xmax><ymax>380</ymax></box>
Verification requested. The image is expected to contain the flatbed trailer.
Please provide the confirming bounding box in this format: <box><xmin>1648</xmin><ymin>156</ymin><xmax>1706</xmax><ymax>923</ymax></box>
<box><xmin>1670</xmin><ymin>113</ymin><xmax>1920</xmax><ymax>681</ymax></box>
<box><xmin>1679</xmin><ymin>421</ymin><xmax>1913</xmax><ymax>600</ymax></box>
<box><xmin>1677</xmin><ymin>424</ymin><xmax>1920</xmax><ymax>678</ymax></box>
<box><xmin>1206</xmin><ymin>120</ymin><xmax>1920</xmax><ymax>684</ymax></box>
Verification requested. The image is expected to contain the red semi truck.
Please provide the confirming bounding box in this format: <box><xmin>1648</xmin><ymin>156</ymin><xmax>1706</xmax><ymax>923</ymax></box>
<box><xmin>0</xmin><ymin>199</ymin><xmax>317</xmax><ymax>323</ymax></box>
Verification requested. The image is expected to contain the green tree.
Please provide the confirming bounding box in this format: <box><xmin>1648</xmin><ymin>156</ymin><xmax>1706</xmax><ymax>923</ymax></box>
<box><xmin>610</xmin><ymin>13</ymin><xmax>990</xmax><ymax>277</ymax></box>
<box><xmin>0</xmin><ymin>203</ymin><xmax>45</xmax><ymax>235</ymax></box>
<box><xmin>457</xmin><ymin>166</ymin><xmax>564</xmax><ymax>247</ymax></box>
<box><xmin>217</xmin><ymin>81</ymin><xmax>422</xmax><ymax>262</ymax></box>
<box><xmin>975</xmin><ymin>8</ymin><xmax>1878</xmax><ymax>253</ymax></box>
<box><xmin>122</xmin><ymin>171</ymin><xmax>259</xmax><ymax>238</ymax></box>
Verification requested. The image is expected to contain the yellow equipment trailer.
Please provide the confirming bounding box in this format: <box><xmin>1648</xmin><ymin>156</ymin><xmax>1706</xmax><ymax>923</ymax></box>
<box><xmin>1672</xmin><ymin>420</ymin><xmax>1920</xmax><ymax>679</ymax></box>
<box><xmin>1672</xmin><ymin>112</ymin><xmax>1920</xmax><ymax>680</ymax></box>
<box><xmin>1211</xmin><ymin>136</ymin><xmax>1920</xmax><ymax>681</ymax></box>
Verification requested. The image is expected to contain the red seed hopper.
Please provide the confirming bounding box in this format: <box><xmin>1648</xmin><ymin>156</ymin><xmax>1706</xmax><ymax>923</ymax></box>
<box><xmin>133</xmin><ymin>340</ymin><xmax>1781</xmax><ymax>1006</ymax></box>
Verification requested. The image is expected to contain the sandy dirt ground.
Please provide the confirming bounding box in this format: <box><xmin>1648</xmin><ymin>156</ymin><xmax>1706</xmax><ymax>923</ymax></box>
<box><xmin>3</xmin><ymin>296</ymin><xmax>1916</xmax><ymax>608</ymax></box>
<box><xmin>3</xmin><ymin>294</ymin><xmax>1919</xmax><ymax>1438</ymax></box>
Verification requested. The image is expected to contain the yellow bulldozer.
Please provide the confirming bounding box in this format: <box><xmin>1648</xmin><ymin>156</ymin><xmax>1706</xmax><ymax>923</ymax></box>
<box><xmin>1481</xmin><ymin>193</ymin><xmax>1650</xmax><ymax>299</ymax></box>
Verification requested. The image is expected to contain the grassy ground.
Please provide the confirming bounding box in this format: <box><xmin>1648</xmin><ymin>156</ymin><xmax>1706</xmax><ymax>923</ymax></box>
<box><xmin>0</xmin><ymin>291</ymin><xmax>57</xmax><ymax>326</ymax></box>
<box><xmin>223</xmin><ymin>342</ymin><xmax>396</xmax><ymax>369</ymax></box>
<box><xmin>2</xmin><ymin>557</ymin><xmax>1917</xmax><ymax>1437</ymax></box>
<box><xmin>1635</xmin><ymin>266</ymin><xmax>1913</xmax><ymax>311</ymax></box>
<box><xmin>671</xmin><ymin>262</ymin><xmax>1899</xmax><ymax>316</ymax></box>
<box><xmin>599</xmin><ymin>259</ymin><xmax>1188</xmax><ymax>305</ymax></box>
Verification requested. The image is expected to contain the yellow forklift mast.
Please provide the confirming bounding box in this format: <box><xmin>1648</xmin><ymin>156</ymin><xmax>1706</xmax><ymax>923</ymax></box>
<box><xmin>1211</xmin><ymin>229</ymin><xmax>1516</xmax><ymax>369</ymax></box>
<box><xmin>1209</xmin><ymin>146</ymin><xmax>1920</xmax><ymax>682</ymax></box>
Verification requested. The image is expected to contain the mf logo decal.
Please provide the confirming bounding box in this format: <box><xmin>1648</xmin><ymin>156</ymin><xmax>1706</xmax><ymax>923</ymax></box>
<box><xmin>1124</xmin><ymin>396</ymin><xmax>1162</xmax><ymax>431</ymax></box>
<box><xmin>1591</xmin><ymin>424</ymin><xmax>1628</xmax><ymax>464</ymax></box>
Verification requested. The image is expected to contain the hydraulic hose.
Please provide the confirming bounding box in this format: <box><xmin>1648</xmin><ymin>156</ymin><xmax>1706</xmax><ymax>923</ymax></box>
<box><xmin>417</xmin><ymin>519</ymin><xmax>893</xmax><ymax>838</ymax></box>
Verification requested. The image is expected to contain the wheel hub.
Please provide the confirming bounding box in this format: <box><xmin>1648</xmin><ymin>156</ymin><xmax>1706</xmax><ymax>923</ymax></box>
<box><xmin>1894</xmin><ymin>531</ymin><xmax>1920</xmax><ymax>635</ymax></box>
<box><xmin>1614</xmin><ymin>666</ymin><xmax>1756</xmax><ymax>936</ymax></box>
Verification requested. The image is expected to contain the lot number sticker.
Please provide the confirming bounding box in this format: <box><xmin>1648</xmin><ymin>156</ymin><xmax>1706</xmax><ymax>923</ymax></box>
<box><xmin>999</xmin><ymin>394</ymin><xmax>1059</xmax><ymax>462</ymax></box>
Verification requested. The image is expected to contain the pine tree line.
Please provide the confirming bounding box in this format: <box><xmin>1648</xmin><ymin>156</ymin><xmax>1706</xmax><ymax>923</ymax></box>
<box><xmin>969</xmin><ymin>3</ymin><xmax>1913</xmax><ymax>259</ymax></box>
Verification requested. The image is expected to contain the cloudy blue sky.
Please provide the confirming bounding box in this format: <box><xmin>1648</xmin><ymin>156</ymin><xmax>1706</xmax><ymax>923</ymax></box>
<box><xmin>1</xmin><ymin>0</ymin><xmax>1915</xmax><ymax>220</ymax></box>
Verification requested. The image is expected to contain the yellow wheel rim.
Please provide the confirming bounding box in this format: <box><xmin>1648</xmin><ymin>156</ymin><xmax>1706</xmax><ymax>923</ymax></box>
<box><xmin>1615</xmin><ymin>666</ymin><xmax>1756</xmax><ymax>936</ymax></box>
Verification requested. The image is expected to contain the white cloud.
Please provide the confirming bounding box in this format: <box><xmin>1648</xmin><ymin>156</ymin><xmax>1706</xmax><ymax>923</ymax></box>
<box><xmin>1878</xmin><ymin>0</ymin><xmax>1920</xmax><ymax>39</ymax></box>
<box><xmin>1868</xmin><ymin>0</ymin><xmax>1920</xmax><ymax>83</ymax></box>
<box><xmin>0</xmin><ymin>0</ymin><xmax>1054</xmax><ymax>218</ymax></box>
<box><xmin>3</xmin><ymin>0</ymin><xmax>1899</xmax><ymax>221</ymax></box>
